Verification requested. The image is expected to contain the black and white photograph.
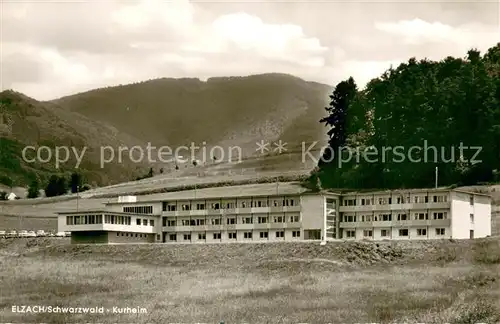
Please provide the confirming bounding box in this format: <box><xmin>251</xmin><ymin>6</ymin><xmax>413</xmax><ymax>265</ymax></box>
<box><xmin>0</xmin><ymin>0</ymin><xmax>499</xmax><ymax>322</ymax></box>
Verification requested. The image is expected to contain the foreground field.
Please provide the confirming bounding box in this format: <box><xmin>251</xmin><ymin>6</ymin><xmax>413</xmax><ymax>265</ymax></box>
<box><xmin>1</xmin><ymin>238</ymin><xmax>499</xmax><ymax>323</ymax></box>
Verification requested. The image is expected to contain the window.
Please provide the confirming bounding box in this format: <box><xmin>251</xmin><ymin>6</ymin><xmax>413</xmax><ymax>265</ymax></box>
<box><xmin>363</xmin><ymin>230</ymin><xmax>373</xmax><ymax>237</ymax></box>
<box><xmin>228</xmin><ymin>232</ymin><xmax>236</xmax><ymax>239</ymax></box>
<box><xmin>380</xmin><ymin>214</ymin><xmax>392</xmax><ymax>221</ymax></box>
<box><xmin>241</xmin><ymin>202</ymin><xmax>247</xmax><ymax>208</ymax></box>
<box><xmin>397</xmin><ymin>214</ymin><xmax>408</xmax><ymax>221</ymax></box>
<box><xmin>260</xmin><ymin>231</ymin><xmax>269</xmax><ymax>239</ymax></box>
<box><xmin>436</xmin><ymin>228</ymin><xmax>445</xmax><ymax>236</ymax></box>
<box><xmin>378</xmin><ymin>198</ymin><xmax>390</xmax><ymax>205</ymax></box>
<box><xmin>136</xmin><ymin>218</ymin><xmax>141</xmax><ymax>225</ymax></box>
<box><xmin>344</xmin><ymin>215</ymin><xmax>356</xmax><ymax>222</ymax></box>
<box><xmin>255</xmin><ymin>200</ymin><xmax>267</xmax><ymax>207</ymax></box>
<box><xmin>196</xmin><ymin>203</ymin><xmax>205</xmax><ymax>210</ymax></box>
<box><xmin>227</xmin><ymin>218</ymin><xmax>236</xmax><ymax>225</ymax></box>
<box><xmin>417</xmin><ymin>228</ymin><xmax>427</xmax><ymax>236</ymax></box>
<box><xmin>289</xmin><ymin>215</ymin><xmax>300</xmax><ymax>223</ymax></box>
<box><xmin>346</xmin><ymin>230</ymin><xmax>356</xmax><ymax>238</ymax></box>
<box><xmin>211</xmin><ymin>203</ymin><xmax>220</xmax><ymax>210</ymax></box>
<box><xmin>225</xmin><ymin>202</ymin><xmax>235</xmax><ymax>209</ymax></box>
<box><xmin>211</xmin><ymin>218</ymin><xmax>221</xmax><ymax>225</ymax></box>
<box><xmin>273</xmin><ymin>216</ymin><xmax>284</xmax><ymax>223</ymax></box>
<box><xmin>276</xmin><ymin>231</ymin><xmax>284</xmax><ymax>238</ymax></box>
<box><xmin>381</xmin><ymin>229</ymin><xmax>389</xmax><ymax>237</ymax></box>
<box><xmin>183</xmin><ymin>234</ymin><xmax>191</xmax><ymax>241</ymax></box>
<box><xmin>433</xmin><ymin>195</ymin><xmax>447</xmax><ymax>203</ymax></box>
<box><xmin>167</xmin><ymin>205</ymin><xmax>176</xmax><ymax>211</ymax></box>
<box><xmin>244</xmin><ymin>232</ymin><xmax>252</xmax><ymax>239</ymax></box>
<box><xmin>168</xmin><ymin>220</ymin><xmax>176</xmax><ymax>226</ymax></box>
<box><xmin>181</xmin><ymin>204</ymin><xmax>191</xmax><ymax>211</ymax></box>
<box><xmin>123</xmin><ymin>206</ymin><xmax>153</xmax><ymax>214</ymax></box>
<box><xmin>213</xmin><ymin>233</ymin><xmax>221</xmax><ymax>240</ymax></box>
<box><xmin>143</xmin><ymin>219</ymin><xmax>148</xmax><ymax>226</ymax></box>
<box><xmin>470</xmin><ymin>213</ymin><xmax>474</xmax><ymax>223</ymax></box>
<box><xmin>149</xmin><ymin>220</ymin><xmax>154</xmax><ymax>226</ymax></box>
<box><xmin>181</xmin><ymin>219</ymin><xmax>190</xmax><ymax>226</ymax></box>
<box><xmin>198</xmin><ymin>233</ymin><xmax>206</xmax><ymax>240</ymax></box>
<box><xmin>292</xmin><ymin>230</ymin><xmax>300</xmax><ymax>237</ymax></box>
<box><xmin>433</xmin><ymin>212</ymin><xmax>447</xmax><ymax>220</ymax></box>
<box><xmin>469</xmin><ymin>196</ymin><xmax>474</xmax><ymax>205</ymax></box>
<box><xmin>196</xmin><ymin>219</ymin><xmax>205</xmax><ymax>226</ymax></box>
<box><xmin>414</xmin><ymin>213</ymin><xmax>428</xmax><ymax>220</ymax></box>
<box><xmin>414</xmin><ymin>196</ymin><xmax>427</xmax><ymax>203</ymax></box>
<box><xmin>242</xmin><ymin>217</ymin><xmax>253</xmax><ymax>224</ymax></box>
<box><xmin>343</xmin><ymin>199</ymin><xmax>356</xmax><ymax>206</ymax></box>
<box><xmin>258</xmin><ymin>216</ymin><xmax>268</xmax><ymax>224</ymax></box>
<box><xmin>190</xmin><ymin>219</ymin><xmax>196</xmax><ymax>226</ymax></box>
<box><xmin>399</xmin><ymin>229</ymin><xmax>409</xmax><ymax>237</ymax></box>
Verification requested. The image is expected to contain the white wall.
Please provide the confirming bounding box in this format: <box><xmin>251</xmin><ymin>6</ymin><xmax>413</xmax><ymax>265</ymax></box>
<box><xmin>451</xmin><ymin>192</ymin><xmax>491</xmax><ymax>239</ymax></box>
<box><xmin>301</xmin><ymin>194</ymin><xmax>325</xmax><ymax>235</ymax></box>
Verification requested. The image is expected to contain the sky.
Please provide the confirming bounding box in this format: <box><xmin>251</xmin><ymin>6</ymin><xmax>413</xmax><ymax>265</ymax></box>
<box><xmin>1</xmin><ymin>0</ymin><xmax>499</xmax><ymax>101</ymax></box>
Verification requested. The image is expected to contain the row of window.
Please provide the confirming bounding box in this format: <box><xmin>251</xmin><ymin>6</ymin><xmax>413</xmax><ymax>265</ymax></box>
<box><xmin>123</xmin><ymin>206</ymin><xmax>153</xmax><ymax>214</ymax></box>
<box><xmin>65</xmin><ymin>215</ymin><xmax>155</xmax><ymax>226</ymax></box>
<box><xmin>162</xmin><ymin>215</ymin><xmax>300</xmax><ymax>226</ymax></box>
<box><xmin>163</xmin><ymin>198</ymin><xmax>298</xmax><ymax>211</ymax></box>
<box><xmin>66</xmin><ymin>215</ymin><xmax>103</xmax><ymax>225</ymax></box>
<box><xmin>342</xmin><ymin>212</ymin><xmax>448</xmax><ymax>223</ymax></box>
<box><xmin>342</xmin><ymin>194</ymin><xmax>449</xmax><ymax>206</ymax></box>
<box><xmin>345</xmin><ymin>228</ymin><xmax>446</xmax><ymax>238</ymax></box>
<box><xmin>116</xmin><ymin>232</ymin><xmax>149</xmax><ymax>238</ymax></box>
<box><xmin>167</xmin><ymin>230</ymin><xmax>301</xmax><ymax>241</ymax></box>
<box><xmin>105</xmin><ymin>215</ymin><xmax>131</xmax><ymax>225</ymax></box>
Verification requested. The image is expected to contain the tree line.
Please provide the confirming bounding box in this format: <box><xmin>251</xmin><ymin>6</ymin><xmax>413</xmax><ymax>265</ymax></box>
<box><xmin>0</xmin><ymin>172</ymin><xmax>91</xmax><ymax>200</ymax></box>
<box><xmin>310</xmin><ymin>43</ymin><xmax>500</xmax><ymax>190</ymax></box>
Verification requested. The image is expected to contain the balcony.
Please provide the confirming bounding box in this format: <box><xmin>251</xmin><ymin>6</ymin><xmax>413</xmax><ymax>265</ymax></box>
<box><xmin>254</xmin><ymin>223</ymin><xmax>270</xmax><ymax>230</ymax></box>
<box><xmin>339</xmin><ymin>219</ymin><xmax>451</xmax><ymax>228</ymax></box>
<box><xmin>339</xmin><ymin>202</ymin><xmax>451</xmax><ymax>212</ymax></box>
<box><xmin>235</xmin><ymin>224</ymin><xmax>254</xmax><ymax>230</ymax></box>
<box><xmin>270</xmin><ymin>222</ymin><xmax>287</xmax><ymax>229</ymax></box>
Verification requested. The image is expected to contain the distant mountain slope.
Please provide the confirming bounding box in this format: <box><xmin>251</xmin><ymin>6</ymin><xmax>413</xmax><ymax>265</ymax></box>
<box><xmin>1</xmin><ymin>74</ymin><xmax>331</xmax><ymax>188</ymax></box>
<box><xmin>52</xmin><ymin>73</ymin><xmax>332</xmax><ymax>157</ymax></box>
<box><xmin>0</xmin><ymin>90</ymin><xmax>149</xmax><ymax>186</ymax></box>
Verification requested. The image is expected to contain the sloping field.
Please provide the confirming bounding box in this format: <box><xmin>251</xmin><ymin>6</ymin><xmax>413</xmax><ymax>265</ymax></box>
<box><xmin>0</xmin><ymin>198</ymin><xmax>110</xmax><ymax>230</ymax></box>
<box><xmin>0</xmin><ymin>238</ymin><xmax>499</xmax><ymax>323</ymax></box>
<box><xmin>84</xmin><ymin>169</ymin><xmax>310</xmax><ymax>198</ymax></box>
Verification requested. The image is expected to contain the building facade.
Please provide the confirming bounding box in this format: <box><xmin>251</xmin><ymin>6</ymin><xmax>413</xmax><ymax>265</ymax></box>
<box><xmin>338</xmin><ymin>189</ymin><xmax>491</xmax><ymax>240</ymax></box>
<box><xmin>57</xmin><ymin>183</ymin><xmax>492</xmax><ymax>244</ymax></box>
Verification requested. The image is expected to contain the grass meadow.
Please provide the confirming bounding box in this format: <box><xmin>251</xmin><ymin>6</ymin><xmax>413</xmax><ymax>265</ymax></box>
<box><xmin>0</xmin><ymin>238</ymin><xmax>499</xmax><ymax>323</ymax></box>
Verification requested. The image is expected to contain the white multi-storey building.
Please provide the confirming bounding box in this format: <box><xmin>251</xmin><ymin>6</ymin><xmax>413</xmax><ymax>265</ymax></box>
<box><xmin>57</xmin><ymin>183</ymin><xmax>491</xmax><ymax>244</ymax></box>
<box><xmin>338</xmin><ymin>188</ymin><xmax>491</xmax><ymax>240</ymax></box>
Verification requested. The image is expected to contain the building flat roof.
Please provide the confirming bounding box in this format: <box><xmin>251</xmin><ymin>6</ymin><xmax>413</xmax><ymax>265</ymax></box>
<box><xmin>340</xmin><ymin>187</ymin><xmax>491</xmax><ymax>198</ymax></box>
<box><xmin>104</xmin><ymin>182</ymin><xmax>318</xmax><ymax>205</ymax></box>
